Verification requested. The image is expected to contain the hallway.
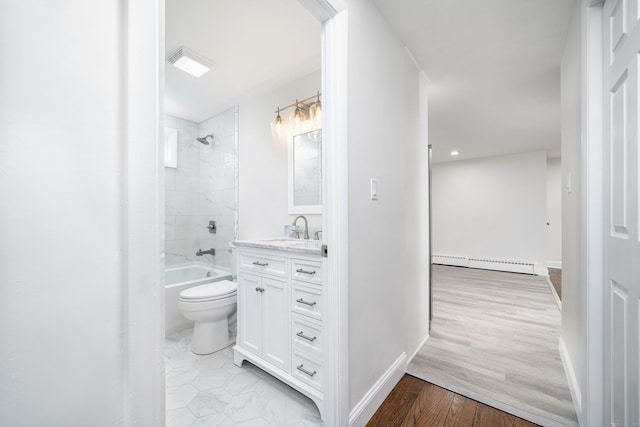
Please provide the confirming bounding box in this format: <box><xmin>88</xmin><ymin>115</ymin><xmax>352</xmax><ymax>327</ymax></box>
<box><xmin>407</xmin><ymin>266</ymin><xmax>577</xmax><ymax>426</ymax></box>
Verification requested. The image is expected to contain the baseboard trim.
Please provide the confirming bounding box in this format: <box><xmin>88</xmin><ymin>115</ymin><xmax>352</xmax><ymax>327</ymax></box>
<box><xmin>407</xmin><ymin>334</ymin><xmax>430</xmax><ymax>367</ymax></box>
<box><xmin>559</xmin><ymin>336</ymin><xmax>582</xmax><ymax>425</ymax></box>
<box><xmin>349</xmin><ymin>352</ymin><xmax>407</xmax><ymax>427</ymax></box>
<box><xmin>545</xmin><ymin>276</ymin><xmax>562</xmax><ymax>311</ymax></box>
<box><xmin>547</xmin><ymin>260</ymin><xmax>563</xmax><ymax>269</ymax></box>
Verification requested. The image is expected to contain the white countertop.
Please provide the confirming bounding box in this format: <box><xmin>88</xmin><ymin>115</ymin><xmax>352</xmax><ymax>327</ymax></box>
<box><xmin>232</xmin><ymin>238</ymin><xmax>323</xmax><ymax>256</ymax></box>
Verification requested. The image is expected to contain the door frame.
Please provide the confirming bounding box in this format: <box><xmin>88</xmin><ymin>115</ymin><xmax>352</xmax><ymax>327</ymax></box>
<box><xmin>581</xmin><ymin>1</ymin><xmax>604</xmax><ymax>425</ymax></box>
<box><xmin>123</xmin><ymin>0</ymin><xmax>351</xmax><ymax>425</ymax></box>
<box><xmin>317</xmin><ymin>4</ymin><xmax>350</xmax><ymax>426</ymax></box>
<box><xmin>123</xmin><ymin>0</ymin><xmax>166</xmax><ymax>424</ymax></box>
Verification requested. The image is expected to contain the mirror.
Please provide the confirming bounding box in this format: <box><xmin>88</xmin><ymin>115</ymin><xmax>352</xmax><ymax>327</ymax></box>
<box><xmin>288</xmin><ymin>129</ymin><xmax>322</xmax><ymax>214</ymax></box>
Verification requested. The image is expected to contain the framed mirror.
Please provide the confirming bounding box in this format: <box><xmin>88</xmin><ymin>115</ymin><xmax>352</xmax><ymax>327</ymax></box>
<box><xmin>288</xmin><ymin>129</ymin><xmax>322</xmax><ymax>214</ymax></box>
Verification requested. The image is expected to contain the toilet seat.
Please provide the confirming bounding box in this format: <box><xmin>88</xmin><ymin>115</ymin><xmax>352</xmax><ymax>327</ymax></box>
<box><xmin>179</xmin><ymin>280</ymin><xmax>237</xmax><ymax>302</ymax></box>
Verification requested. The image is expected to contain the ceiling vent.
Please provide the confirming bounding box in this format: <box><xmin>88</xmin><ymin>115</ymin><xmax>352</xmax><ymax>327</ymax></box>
<box><xmin>167</xmin><ymin>47</ymin><xmax>215</xmax><ymax>78</ymax></box>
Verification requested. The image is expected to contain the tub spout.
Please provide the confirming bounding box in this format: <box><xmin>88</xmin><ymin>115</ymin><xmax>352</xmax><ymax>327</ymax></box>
<box><xmin>196</xmin><ymin>248</ymin><xmax>216</xmax><ymax>256</ymax></box>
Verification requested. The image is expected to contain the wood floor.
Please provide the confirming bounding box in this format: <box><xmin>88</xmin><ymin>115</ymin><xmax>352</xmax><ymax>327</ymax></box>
<box><xmin>407</xmin><ymin>266</ymin><xmax>577</xmax><ymax>426</ymax></box>
<box><xmin>368</xmin><ymin>374</ymin><xmax>539</xmax><ymax>427</ymax></box>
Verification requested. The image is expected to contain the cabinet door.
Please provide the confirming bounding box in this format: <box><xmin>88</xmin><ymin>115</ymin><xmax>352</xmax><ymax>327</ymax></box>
<box><xmin>262</xmin><ymin>276</ymin><xmax>288</xmax><ymax>371</ymax></box>
<box><xmin>238</xmin><ymin>273</ymin><xmax>262</xmax><ymax>356</ymax></box>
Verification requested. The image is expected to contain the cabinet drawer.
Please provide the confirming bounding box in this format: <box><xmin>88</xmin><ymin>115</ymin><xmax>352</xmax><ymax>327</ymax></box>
<box><xmin>291</xmin><ymin>258</ymin><xmax>323</xmax><ymax>285</ymax></box>
<box><xmin>291</xmin><ymin>282</ymin><xmax>323</xmax><ymax>321</ymax></box>
<box><xmin>292</xmin><ymin>315</ymin><xmax>323</xmax><ymax>357</ymax></box>
<box><xmin>239</xmin><ymin>251</ymin><xmax>287</xmax><ymax>277</ymax></box>
<box><xmin>292</xmin><ymin>351</ymin><xmax>323</xmax><ymax>391</ymax></box>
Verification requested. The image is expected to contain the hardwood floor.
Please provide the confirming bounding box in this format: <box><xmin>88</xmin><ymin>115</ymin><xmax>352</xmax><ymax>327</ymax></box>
<box><xmin>548</xmin><ymin>268</ymin><xmax>562</xmax><ymax>301</ymax></box>
<box><xmin>407</xmin><ymin>266</ymin><xmax>577</xmax><ymax>426</ymax></box>
<box><xmin>367</xmin><ymin>374</ymin><xmax>538</xmax><ymax>427</ymax></box>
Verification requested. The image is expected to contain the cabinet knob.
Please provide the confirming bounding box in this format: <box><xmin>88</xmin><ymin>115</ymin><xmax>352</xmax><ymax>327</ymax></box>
<box><xmin>255</xmin><ymin>287</ymin><xmax>265</xmax><ymax>293</ymax></box>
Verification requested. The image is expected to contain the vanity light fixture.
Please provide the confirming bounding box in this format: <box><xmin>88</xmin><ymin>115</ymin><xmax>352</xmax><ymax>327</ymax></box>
<box><xmin>273</xmin><ymin>91</ymin><xmax>322</xmax><ymax>139</ymax></box>
<box><xmin>314</xmin><ymin>92</ymin><xmax>322</xmax><ymax>117</ymax></box>
<box><xmin>275</xmin><ymin>107</ymin><xmax>283</xmax><ymax>127</ymax></box>
<box><xmin>167</xmin><ymin>46</ymin><xmax>215</xmax><ymax>78</ymax></box>
<box><xmin>450</xmin><ymin>150</ymin><xmax>460</xmax><ymax>156</ymax></box>
<box><xmin>273</xmin><ymin>107</ymin><xmax>284</xmax><ymax>138</ymax></box>
<box><xmin>294</xmin><ymin>100</ymin><xmax>303</xmax><ymax>124</ymax></box>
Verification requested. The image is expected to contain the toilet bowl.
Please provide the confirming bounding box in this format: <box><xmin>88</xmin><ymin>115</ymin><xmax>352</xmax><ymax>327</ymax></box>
<box><xmin>178</xmin><ymin>279</ymin><xmax>237</xmax><ymax>355</ymax></box>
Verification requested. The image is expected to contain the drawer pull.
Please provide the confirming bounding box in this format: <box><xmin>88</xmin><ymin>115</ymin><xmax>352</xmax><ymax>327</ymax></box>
<box><xmin>255</xmin><ymin>287</ymin><xmax>265</xmax><ymax>293</ymax></box>
<box><xmin>296</xmin><ymin>298</ymin><xmax>317</xmax><ymax>307</ymax></box>
<box><xmin>296</xmin><ymin>331</ymin><xmax>317</xmax><ymax>342</ymax></box>
<box><xmin>296</xmin><ymin>268</ymin><xmax>316</xmax><ymax>275</ymax></box>
<box><xmin>252</xmin><ymin>261</ymin><xmax>269</xmax><ymax>267</ymax></box>
<box><xmin>296</xmin><ymin>364</ymin><xmax>317</xmax><ymax>377</ymax></box>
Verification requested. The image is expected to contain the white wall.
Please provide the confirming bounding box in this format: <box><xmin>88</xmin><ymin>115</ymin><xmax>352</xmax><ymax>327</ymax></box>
<box><xmin>347</xmin><ymin>0</ymin><xmax>429</xmax><ymax>418</ymax></box>
<box><xmin>560</xmin><ymin>0</ymin><xmax>585</xmax><ymax>417</ymax></box>
<box><xmin>0</xmin><ymin>1</ymin><xmax>125</xmax><ymax>424</ymax></box>
<box><xmin>238</xmin><ymin>70</ymin><xmax>322</xmax><ymax>239</ymax></box>
<box><xmin>546</xmin><ymin>157</ymin><xmax>562</xmax><ymax>268</ymax></box>
<box><xmin>432</xmin><ymin>151</ymin><xmax>548</xmax><ymax>272</ymax></box>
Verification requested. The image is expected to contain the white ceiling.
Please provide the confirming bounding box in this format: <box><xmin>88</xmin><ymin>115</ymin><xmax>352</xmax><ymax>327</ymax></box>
<box><xmin>166</xmin><ymin>0</ymin><xmax>577</xmax><ymax>163</ymax></box>
<box><xmin>373</xmin><ymin>0</ymin><xmax>576</xmax><ymax>163</ymax></box>
<box><xmin>165</xmin><ymin>0</ymin><xmax>321</xmax><ymax>123</ymax></box>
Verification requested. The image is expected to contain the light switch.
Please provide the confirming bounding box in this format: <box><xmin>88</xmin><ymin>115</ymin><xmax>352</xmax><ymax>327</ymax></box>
<box><xmin>370</xmin><ymin>177</ymin><xmax>378</xmax><ymax>200</ymax></box>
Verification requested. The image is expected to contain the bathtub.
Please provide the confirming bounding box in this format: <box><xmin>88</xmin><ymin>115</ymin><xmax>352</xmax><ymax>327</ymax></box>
<box><xmin>165</xmin><ymin>262</ymin><xmax>233</xmax><ymax>336</ymax></box>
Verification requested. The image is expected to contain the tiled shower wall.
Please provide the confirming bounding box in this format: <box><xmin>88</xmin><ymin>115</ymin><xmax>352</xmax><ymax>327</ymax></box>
<box><xmin>165</xmin><ymin>107</ymin><xmax>238</xmax><ymax>268</ymax></box>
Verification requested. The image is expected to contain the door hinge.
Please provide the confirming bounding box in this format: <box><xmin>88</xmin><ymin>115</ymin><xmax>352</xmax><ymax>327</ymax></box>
<box><xmin>321</xmin><ymin>244</ymin><xmax>328</xmax><ymax>258</ymax></box>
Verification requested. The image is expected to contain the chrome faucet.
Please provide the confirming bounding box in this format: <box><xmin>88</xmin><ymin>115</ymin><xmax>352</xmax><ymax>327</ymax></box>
<box><xmin>292</xmin><ymin>215</ymin><xmax>309</xmax><ymax>240</ymax></box>
<box><xmin>314</xmin><ymin>230</ymin><xmax>322</xmax><ymax>241</ymax></box>
<box><xmin>196</xmin><ymin>248</ymin><xmax>216</xmax><ymax>256</ymax></box>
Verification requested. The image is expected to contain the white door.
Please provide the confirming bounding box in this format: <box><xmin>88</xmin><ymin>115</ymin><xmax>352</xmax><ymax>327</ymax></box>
<box><xmin>239</xmin><ymin>273</ymin><xmax>262</xmax><ymax>356</ymax></box>
<box><xmin>603</xmin><ymin>0</ymin><xmax>640</xmax><ymax>425</ymax></box>
<box><xmin>262</xmin><ymin>276</ymin><xmax>288</xmax><ymax>371</ymax></box>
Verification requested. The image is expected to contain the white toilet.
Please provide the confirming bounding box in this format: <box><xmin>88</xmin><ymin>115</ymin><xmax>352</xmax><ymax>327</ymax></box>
<box><xmin>178</xmin><ymin>279</ymin><xmax>237</xmax><ymax>355</ymax></box>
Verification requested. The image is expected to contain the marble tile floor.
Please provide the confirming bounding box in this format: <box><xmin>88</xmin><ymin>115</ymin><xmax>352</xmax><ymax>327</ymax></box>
<box><xmin>165</xmin><ymin>328</ymin><xmax>324</xmax><ymax>427</ymax></box>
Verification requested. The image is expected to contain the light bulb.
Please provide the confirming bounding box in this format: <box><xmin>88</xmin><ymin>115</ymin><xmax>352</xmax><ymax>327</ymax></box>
<box><xmin>294</xmin><ymin>103</ymin><xmax>302</xmax><ymax>124</ymax></box>
<box><xmin>311</xmin><ymin>92</ymin><xmax>322</xmax><ymax>128</ymax></box>
<box><xmin>314</xmin><ymin>103</ymin><xmax>322</xmax><ymax>127</ymax></box>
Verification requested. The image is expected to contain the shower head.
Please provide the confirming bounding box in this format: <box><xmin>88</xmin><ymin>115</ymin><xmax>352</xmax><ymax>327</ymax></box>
<box><xmin>197</xmin><ymin>134</ymin><xmax>214</xmax><ymax>145</ymax></box>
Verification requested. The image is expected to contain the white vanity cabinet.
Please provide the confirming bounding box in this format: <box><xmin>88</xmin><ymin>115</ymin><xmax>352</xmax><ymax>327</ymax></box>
<box><xmin>233</xmin><ymin>242</ymin><xmax>325</xmax><ymax>419</ymax></box>
<box><xmin>237</xmin><ymin>272</ymin><xmax>288</xmax><ymax>371</ymax></box>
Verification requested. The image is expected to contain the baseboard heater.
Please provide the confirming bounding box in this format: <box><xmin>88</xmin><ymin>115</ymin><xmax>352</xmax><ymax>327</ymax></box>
<box><xmin>432</xmin><ymin>254</ymin><xmax>537</xmax><ymax>275</ymax></box>
<box><xmin>431</xmin><ymin>254</ymin><xmax>469</xmax><ymax>267</ymax></box>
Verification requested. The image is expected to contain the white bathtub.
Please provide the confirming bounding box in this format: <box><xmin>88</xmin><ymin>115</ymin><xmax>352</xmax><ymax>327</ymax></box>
<box><xmin>165</xmin><ymin>262</ymin><xmax>233</xmax><ymax>336</ymax></box>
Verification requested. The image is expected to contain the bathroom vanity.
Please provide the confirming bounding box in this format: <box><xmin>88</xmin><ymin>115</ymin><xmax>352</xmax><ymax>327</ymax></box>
<box><xmin>232</xmin><ymin>238</ymin><xmax>326</xmax><ymax>419</ymax></box>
